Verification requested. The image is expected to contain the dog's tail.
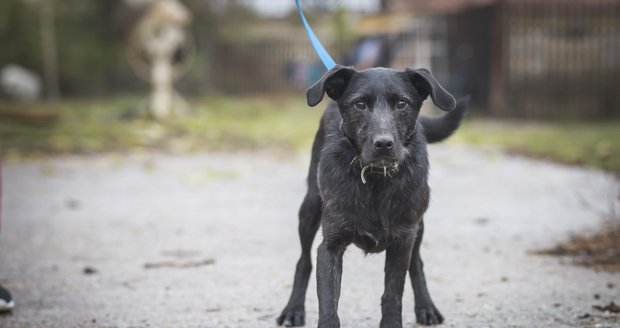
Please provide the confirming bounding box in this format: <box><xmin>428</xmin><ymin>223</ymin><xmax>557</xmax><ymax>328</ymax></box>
<box><xmin>420</xmin><ymin>96</ymin><xmax>470</xmax><ymax>144</ymax></box>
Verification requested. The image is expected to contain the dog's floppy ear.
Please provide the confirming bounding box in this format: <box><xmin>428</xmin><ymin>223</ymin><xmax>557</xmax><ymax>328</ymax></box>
<box><xmin>406</xmin><ymin>68</ymin><xmax>456</xmax><ymax>111</ymax></box>
<box><xmin>306</xmin><ymin>65</ymin><xmax>356</xmax><ymax>107</ymax></box>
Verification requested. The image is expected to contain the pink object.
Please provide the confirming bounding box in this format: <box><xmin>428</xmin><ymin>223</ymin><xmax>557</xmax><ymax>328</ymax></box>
<box><xmin>0</xmin><ymin>157</ymin><xmax>3</xmax><ymax>231</ymax></box>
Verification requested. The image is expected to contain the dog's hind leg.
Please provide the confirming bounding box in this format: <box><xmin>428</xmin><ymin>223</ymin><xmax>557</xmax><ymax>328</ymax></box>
<box><xmin>278</xmin><ymin>121</ymin><xmax>326</xmax><ymax>327</ymax></box>
<box><xmin>409</xmin><ymin>220</ymin><xmax>444</xmax><ymax>325</ymax></box>
<box><xmin>277</xmin><ymin>192</ymin><xmax>322</xmax><ymax>327</ymax></box>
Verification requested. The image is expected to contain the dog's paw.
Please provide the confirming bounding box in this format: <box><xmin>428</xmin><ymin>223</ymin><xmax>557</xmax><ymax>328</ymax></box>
<box><xmin>379</xmin><ymin>317</ymin><xmax>403</xmax><ymax>328</ymax></box>
<box><xmin>276</xmin><ymin>307</ymin><xmax>305</xmax><ymax>327</ymax></box>
<box><xmin>415</xmin><ymin>305</ymin><xmax>444</xmax><ymax>326</ymax></box>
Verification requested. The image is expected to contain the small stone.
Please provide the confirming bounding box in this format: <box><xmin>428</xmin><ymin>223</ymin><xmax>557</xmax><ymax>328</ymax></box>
<box><xmin>66</xmin><ymin>199</ymin><xmax>81</xmax><ymax>209</ymax></box>
<box><xmin>577</xmin><ymin>313</ymin><xmax>591</xmax><ymax>319</ymax></box>
<box><xmin>83</xmin><ymin>266</ymin><xmax>97</xmax><ymax>275</ymax></box>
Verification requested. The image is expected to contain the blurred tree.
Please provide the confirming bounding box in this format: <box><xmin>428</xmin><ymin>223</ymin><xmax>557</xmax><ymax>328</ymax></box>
<box><xmin>39</xmin><ymin>0</ymin><xmax>59</xmax><ymax>101</ymax></box>
<box><xmin>0</xmin><ymin>0</ymin><xmax>41</xmax><ymax>78</ymax></box>
<box><xmin>0</xmin><ymin>0</ymin><xmax>131</xmax><ymax>98</ymax></box>
<box><xmin>0</xmin><ymin>0</ymin><xmax>338</xmax><ymax>97</ymax></box>
<box><xmin>380</xmin><ymin>0</ymin><xmax>390</xmax><ymax>12</ymax></box>
<box><xmin>53</xmin><ymin>0</ymin><xmax>126</xmax><ymax>95</ymax></box>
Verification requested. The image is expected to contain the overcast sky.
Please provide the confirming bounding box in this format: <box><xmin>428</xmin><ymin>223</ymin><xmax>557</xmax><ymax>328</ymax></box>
<box><xmin>247</xmin><ymin>0</ymin><xmax>381</xmax><ymax>17</ymax></box>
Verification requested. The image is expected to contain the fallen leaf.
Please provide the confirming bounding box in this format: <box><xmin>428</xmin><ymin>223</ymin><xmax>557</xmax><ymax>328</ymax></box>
<box><xmin>592</xmin><ymin>302</ymin><xmax>620</xmax><ymax>313</ymax></box>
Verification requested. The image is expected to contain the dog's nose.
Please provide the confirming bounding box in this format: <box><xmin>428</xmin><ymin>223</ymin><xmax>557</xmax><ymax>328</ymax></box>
<box><xmin>373</xmin><ymin>135</ymin><xmax>394</xmax><ymax>150</ymax></box>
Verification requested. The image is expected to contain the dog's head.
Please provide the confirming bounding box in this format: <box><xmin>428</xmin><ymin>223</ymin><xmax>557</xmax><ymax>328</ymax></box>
<box><xmin>307</xmin><ymin>65</ymin><xmax>455</xmax><ymax>168</ymax></box>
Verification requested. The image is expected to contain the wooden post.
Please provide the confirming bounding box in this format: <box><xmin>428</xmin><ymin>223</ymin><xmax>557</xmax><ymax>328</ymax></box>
<box><xmin>488</xmin><ymin>2</ymin><xmax>505</xmax><ymax>116</ymax></box>
<box><xmin>380</xmin><ymin>0</ymin><xmax>390</xmax><ymax>12</ymax></box>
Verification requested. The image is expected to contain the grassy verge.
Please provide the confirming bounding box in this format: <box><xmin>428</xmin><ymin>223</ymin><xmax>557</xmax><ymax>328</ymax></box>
<box><xmin>452</xmin><ymin>119</ymin><xmax>620</xmax><ymax>173</ymax></box>
<box><xmin>0</xmin><ymin>96</ymin><xmax>321</xmax><ymax>160</ymax></box>
<box><xmin>2</xmin><ymin>97</ymin><xmax>620</xmax><ymax>173</ymax></box>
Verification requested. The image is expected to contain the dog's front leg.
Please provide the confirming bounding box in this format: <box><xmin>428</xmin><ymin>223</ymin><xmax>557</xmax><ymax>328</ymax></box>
<box><xmin>380</xmin><ymin>235</ymin><xmax>415</xmax><ymax>328</ymax></box>
<box><xmin>316</xmin><ymin>241</ymin><xmax>345</xmax><ymax>328</ymax></box>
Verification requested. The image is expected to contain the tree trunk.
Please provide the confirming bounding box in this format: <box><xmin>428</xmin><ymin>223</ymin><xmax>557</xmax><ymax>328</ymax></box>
<box><xmin>40</xmin><ymin>0</ymin><xmax>60</xmax><ymax>102</ymax></box>
<box><xmin>380</xmin><ymin>0</ymin><xmax>390</xmax><ymax>12</ymax></box>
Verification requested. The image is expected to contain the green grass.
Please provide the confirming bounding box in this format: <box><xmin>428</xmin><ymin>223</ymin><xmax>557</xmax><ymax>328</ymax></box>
<box><xmin>1</xmin><ymin>97</ymin><xmax>619</xmax><ymax>173</ymax></box>
<box><xmin>0</xmin><ymin>96</ymin><xmax>322</xmax><ymax>160</ymax></box>
<box><xmin>453</xmin><ymin>119</ymin><xmax>620</xmax><ymax>173</ymax></box>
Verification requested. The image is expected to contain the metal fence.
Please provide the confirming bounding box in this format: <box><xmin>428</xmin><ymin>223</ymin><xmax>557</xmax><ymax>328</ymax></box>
<box><xmin>205</xmin><ymin>1</ymin><xmax>620</xmax><ymax>119</ymax></box>
<box><xmin>501</xmin><ymin>0</ymin><xmax>620</xmax><ymax>119</ymax></box>
<box><xmin>208</xmin><ymin>38</ymin><xmax>353</xmax><ymax>94</ymax></box>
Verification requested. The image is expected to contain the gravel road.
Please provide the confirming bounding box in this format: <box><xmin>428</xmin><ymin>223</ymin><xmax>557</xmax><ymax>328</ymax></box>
<box><xmin>1</xmin><ymin>145</ymin><xmax>619</xmax><ymax>328</ymax></box>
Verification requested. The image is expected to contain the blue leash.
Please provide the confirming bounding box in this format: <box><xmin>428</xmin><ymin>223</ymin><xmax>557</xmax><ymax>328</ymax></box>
<box><xmin>294</xmin><ymin>0</ymin><xmax>336</xmax><ymax>70</ymax></box>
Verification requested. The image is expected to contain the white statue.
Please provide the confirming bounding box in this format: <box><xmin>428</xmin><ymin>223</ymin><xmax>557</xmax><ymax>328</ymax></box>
<box><xmin>127</xmin><ymin>0</ymin><xmax>193</xmax><ymax>120</ymax></box>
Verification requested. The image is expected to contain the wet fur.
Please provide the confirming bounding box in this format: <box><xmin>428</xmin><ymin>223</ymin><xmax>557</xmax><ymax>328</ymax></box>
<box><xmin>277</xmin><ymin>65</ymin><xmax>468</xmax><ymax>328</ymax></box>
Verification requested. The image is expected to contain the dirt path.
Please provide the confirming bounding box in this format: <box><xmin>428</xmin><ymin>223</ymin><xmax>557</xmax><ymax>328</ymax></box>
<box><xmin>1</xmin><ymin>145</ymin><xmax>619</xmax><ymax>328</ymax></box>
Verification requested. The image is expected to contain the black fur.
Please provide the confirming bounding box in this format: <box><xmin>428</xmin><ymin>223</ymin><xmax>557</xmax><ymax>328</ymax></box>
<box><xmin>277</xmin><ymin>65</ymin><xmax>468</xmax><ymax>328</ymax></box>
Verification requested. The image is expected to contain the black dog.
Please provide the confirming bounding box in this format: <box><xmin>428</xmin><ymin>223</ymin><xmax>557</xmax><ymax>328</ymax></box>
<box><xmin>277</xmin><ymin>65</ymin><xmax>468</xmax><ymax>328</ymax></box>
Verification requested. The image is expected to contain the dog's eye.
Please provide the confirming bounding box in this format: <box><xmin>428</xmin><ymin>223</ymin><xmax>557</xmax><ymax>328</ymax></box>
<box><xmin>354</xmin><ymin>101</ymin><xmax>367</xmax><ymax>111</ymax></box>
<box><xmin>396</xmin><ymin>100</ymin><xmax>408</xmax><ymax>110</ymax></box>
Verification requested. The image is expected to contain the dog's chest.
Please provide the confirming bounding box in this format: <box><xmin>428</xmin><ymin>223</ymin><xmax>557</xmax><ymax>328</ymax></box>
<box><xmin>318</xmin><ymin>150</ymin><xmax>429</xmax><ymax>253</ymax></box>
<box><xmin>345</xmin><ymin>183</ymin><xmax>421</xmax><ymax>253</ymax></box>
